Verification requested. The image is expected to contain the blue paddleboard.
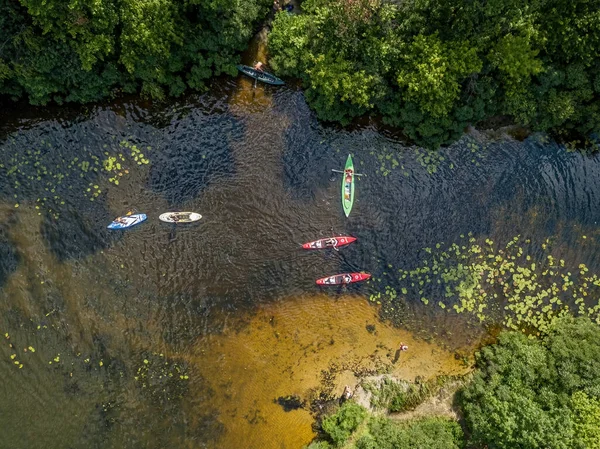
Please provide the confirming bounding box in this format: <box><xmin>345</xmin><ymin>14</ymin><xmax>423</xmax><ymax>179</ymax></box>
<box><xmin>107</xmin><ymin>213</ymin><xmax>147</xmax><ymax>230</ymax></box>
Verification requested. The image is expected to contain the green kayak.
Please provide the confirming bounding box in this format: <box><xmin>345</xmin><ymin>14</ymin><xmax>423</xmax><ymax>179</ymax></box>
<box><xmin>342</xmin><ymin>154</ymin><xmax>355</xmax><ymax>217</ymax></box>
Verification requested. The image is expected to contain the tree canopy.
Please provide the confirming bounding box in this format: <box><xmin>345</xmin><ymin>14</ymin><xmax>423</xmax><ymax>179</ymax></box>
<box><xmin>308</xmin><ymin>317</ymin><xmax>600</xmax><ymax>449</ymax></box>
<box><xmin>460</xmin><ymin>317</ymin><xmax>600</xmax><ymax>449</ymax></box>
<box><xmin>269</xmin><ymin>0</ymin><xmax>600</xmax><ymax>148</ymax></box>
<box><xmin>0</xmin><ymin>0</ymin><xmax>270</xmax><ymax>104</ymax></box>
<box><xmin>2</xmin><ymin>0</ymin><xmax>600</xmax><ymax>149</ymax></box>
<box><xmin>311</xmin><ymin>401</ymin><xmax>464</xmax><ymax>449</ymax></box>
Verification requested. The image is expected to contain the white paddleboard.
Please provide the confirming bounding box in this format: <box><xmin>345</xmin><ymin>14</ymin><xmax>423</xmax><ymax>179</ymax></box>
<box><xmin>159</xmin><ymin>212</ymin><xmax>202</xmax><ymax>223</ymax></box>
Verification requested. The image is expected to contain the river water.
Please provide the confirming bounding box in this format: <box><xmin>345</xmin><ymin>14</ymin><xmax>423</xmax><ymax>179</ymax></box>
<box><xmin>2</xmin><ymin>68</ymin><xmax>600</xmax><ymax>448</ymax></box>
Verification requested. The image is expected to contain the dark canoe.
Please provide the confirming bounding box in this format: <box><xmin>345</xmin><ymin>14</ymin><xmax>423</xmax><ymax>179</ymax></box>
<box><xmin>236</xmin><ymin>65</ymin><xmax>285</xmax><ymax>86</ymax></box>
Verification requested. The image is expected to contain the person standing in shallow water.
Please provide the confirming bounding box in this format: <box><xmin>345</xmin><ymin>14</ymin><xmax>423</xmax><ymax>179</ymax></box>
<box><xmin>393</xmin><ymin>343</ymin><xmax>408</xmax><ymax>363</ymax></box>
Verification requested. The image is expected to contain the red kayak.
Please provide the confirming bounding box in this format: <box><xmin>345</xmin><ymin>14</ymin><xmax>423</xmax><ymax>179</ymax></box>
<box><xmin>316</xmin><ymin>272</ymin><xmax>371</xmax><ymax>285</ymax></box>
<box><xmin>302</xmin><ymin>236</ymin><xmax>357</xmax><ymax>250</ymax></box>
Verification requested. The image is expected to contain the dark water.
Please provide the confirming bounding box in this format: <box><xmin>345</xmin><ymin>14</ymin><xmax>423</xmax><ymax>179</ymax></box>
<box><xmin>2</xmin><ymin>75</ymin><xmax>600</xmax><ymax>449</ymax></box>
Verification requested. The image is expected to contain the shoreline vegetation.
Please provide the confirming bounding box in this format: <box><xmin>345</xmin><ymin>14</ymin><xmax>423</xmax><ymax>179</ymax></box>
<box><xmin>309</xmin><ymin>317</ymin><xmax>600</xmax><ymax>449</ymax></box>
<box><xmin>0</xmin><ymin>0</ymin><xmax>272</xmax><ymax>104</ymax></box>
<box><xmin>1</xmin><ymin>0</ymin><xmax>599</xmax><ymax>150</ymax></box>
<box><xmin>268</xmin><ymin>0</ymin><xmax>600</xmax><ymax>150</ymax></box>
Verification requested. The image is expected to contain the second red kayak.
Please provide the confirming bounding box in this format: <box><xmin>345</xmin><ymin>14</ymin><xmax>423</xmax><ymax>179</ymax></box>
<box><xmin>316</xmin><ymin>272</ymin><xmax>371</xmax><ymax>285</ymax></box>
<box><xmin>302</xmin><ymin>236</ymin><xmax>357</xmax><ymax>250</ymax></box>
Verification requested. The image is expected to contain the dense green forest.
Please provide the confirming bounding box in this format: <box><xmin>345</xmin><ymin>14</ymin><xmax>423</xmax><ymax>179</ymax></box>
<box><xmin>269</xmin><ymin>0</ymin><xmax>600</xmax><ymax>148</ymax></box>
<box><xmin>309</xmin><ymin>317</ymin><xmax>600</xmax><ymax>449</ymax></box>
<box><xmin>0</xmin><ymin>0</ymin><xmax>270</xmax><ymax>104</ymax></box>
<box><xmin>2</xmin><ymin>0</ymin><xmax>599</xmax><ymax>149</ymax></box>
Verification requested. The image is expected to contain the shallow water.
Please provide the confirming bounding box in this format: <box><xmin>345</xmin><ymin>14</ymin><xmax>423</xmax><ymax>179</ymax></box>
<box><xmin>2</xmin><ymin>65</ymin><xmax>600</xmax><ymax>448</ymax></box>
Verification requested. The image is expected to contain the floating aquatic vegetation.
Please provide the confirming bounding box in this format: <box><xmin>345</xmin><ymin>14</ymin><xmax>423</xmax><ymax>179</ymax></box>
<box><xmin>413</xmin><ymin>136</ymin><xmax>488</xmax><ymax>173</ymax></box>
<box><xmin>0</xmin><ymin>137</ymin><xmax>152</xmax><ymax>215</ymax></box>
<box><xmin>103</xmin><ymin>140</ymin><xmax>150</xmax><ymax>187</ymax></box>
<box><xmin>565</xmin><ymin>138</ymin><xmax>600</xmax><ymax>155</ymax></box>
<box><xmin>368</xmin><ymin>135</ymin><xmax>487</xmax><ymax>178</ymax></box>
<box><xmin>3</xmin><ymin>332</ymin><xmax>23</xmax><ymax>369</ymax></box>
<box><xmin>1</xmin><ymin>322</ymin><xmax>108</xmax><ymax>373</ymax></box>
<box><xmin>371</xmin><ymin>148</ymin><xmax>408</xmax><ymax>177</ymax></box>
<box><xmin>134</xmin><ymin>352</ymin><xmax>190</xmax><ymax>403</ymax></box>
<box><xmin>414</xmin><ymin>148</ymin><xmax>447</xmax><ymax>174</ymax></box>
<box><xmin>370</xmin><ymin>234</ymin><xmax>600</xmax><ymax>334</ymax></box>
<box><xmin>530</xmin><ymin>132</ymin><xmax>551</xmax><ymax>145</ymax></box>
<box><xmin>120</xmin><ymin>140</ymin><xmax>151</xmax><ymax>165</ymax></box>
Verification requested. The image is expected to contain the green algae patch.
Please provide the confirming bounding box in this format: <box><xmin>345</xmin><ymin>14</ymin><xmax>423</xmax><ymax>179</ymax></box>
<box><xmin>370</xmin><ymin>235</ymin><xmax>600</xmax><ymax>334</ymax></box>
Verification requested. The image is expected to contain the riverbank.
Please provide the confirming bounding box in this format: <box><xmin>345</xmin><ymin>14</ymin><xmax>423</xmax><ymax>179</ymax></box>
<box><xmin>193</xmin><ymin>294</ymin><xmax>473</xmax><ymax>449</ymax></box>
<box><xmin>307</xmin><ymin>317</ymin><xmax>600</xmax><ymax>449</ymax></box>
<box><xmin>267</xmin><ymin>0</ymin><xmax>600</xmax><ymax>150</ymax></box>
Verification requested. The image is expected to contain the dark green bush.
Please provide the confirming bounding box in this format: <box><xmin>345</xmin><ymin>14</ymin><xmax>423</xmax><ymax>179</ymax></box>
<box><xmin>321</xmin><ymin>402</ymin><xmax>367</xmax><ymax>447</ymax></box>
<box><xmin>363</xmin><ymin>416</ymin><xmax>464</xmax><ymax>449</ymax></box>
<box><xmin>0</xmin><ymin>0</ymin><xmax>271</xmax><ymax>104</ymax></box>
<box><xmin>460</xmin><ymin>317</ymin><xmax>600</xmax><ymax>449</ymax></box>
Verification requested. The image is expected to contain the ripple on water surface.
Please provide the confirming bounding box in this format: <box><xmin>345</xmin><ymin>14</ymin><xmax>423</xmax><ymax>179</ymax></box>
<box><xmin>2</xmin><ymin>78</ymin><xmax>600</xmax><ymax>449</ymax></box>
<box><xmin>147</xmin><ymin>111</ymin><xmax>240</xmax><ymax>205</ymax></box>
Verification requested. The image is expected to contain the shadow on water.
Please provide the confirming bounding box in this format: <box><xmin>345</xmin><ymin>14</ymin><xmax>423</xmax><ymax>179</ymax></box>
<box><xmin>0</xmin><ymin>219</ymin><xmax>19</xmax><ymax>288</ymax></box>
<box><xmin>41</xmin><ymin>207</ymin><xmax>113</xmax><ymax>261</ymax></box>
<box><xmin>147</xmin><ymin>112</ymin><xmax>240</xmax><ymax>206</ymax></box>
<box><xmin>281</xmin><ymin>92</ymin><xmax>337</xmax><ymax>201</ymax></box>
